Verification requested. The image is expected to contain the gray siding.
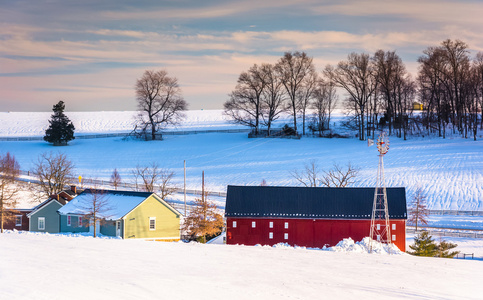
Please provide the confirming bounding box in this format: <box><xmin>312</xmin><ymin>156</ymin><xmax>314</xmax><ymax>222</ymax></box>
<box><xmin>100</xmin><ymin>220</ymin><xmax>117</xmax><ymax>237</ymax></box>
<box><xmin>60</xmin><ymin>215</ymin><xmax>89</xmax><ymax>233</ymax></box>
<box><xmin>29</xmin><ymin>201</ymin><xmax>63</xmax><ymax>233</ymax></box>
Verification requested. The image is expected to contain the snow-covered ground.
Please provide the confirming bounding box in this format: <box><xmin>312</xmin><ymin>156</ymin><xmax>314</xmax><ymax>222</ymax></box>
<box><xmin>0</xmin><ymin>110</ymin><xmax>481</xmax><ymax>211</ymax></box>
<box><xmin>0</xmin><ymin>110</ymin><xmax>244</xmax><ymax>136</ymax></box>
<box><xmin>0</xmin><ymin>231</ymin><xmax>481</xmax><ymax>300</ymax></box>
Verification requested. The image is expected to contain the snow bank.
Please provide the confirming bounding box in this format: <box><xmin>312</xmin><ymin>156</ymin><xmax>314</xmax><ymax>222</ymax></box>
<box><xmin>267</xmin><ymin>237</ymin><xmax>404</xmax><ymax>255</ymax></box>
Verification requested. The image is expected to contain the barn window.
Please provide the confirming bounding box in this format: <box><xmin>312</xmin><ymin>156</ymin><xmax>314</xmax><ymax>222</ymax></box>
<box><xmin>78</xmin><ymin>216</ymin><xmax>83</xmax><ymax>227</ymax></box>
<box><xmin>15</xmin><ymin>215</ymin><xmax>22</xmax><ymax>226</ymax></box>
<box><xmin>284</xmin><ymin>233</ymin><xmax>288</xmax><ymax>240</ymax></box>
<box><xmin>376</xmin><ymin>224</ymin><xmax>380</xmax><ymax>230</ymax></box>
<box><xmin>269</xmin><ymin>232</ymin><xmax>273</xmax><ymax>239</ymax></box>
<box><xmin>269</xmin><ymin>221</ymin><xmax>273</xmax><ymax>228</ymax></box>
<box><xmin>38</xmin><ymin>217</ymin><xmax>45</xmax><ymax>230</ymax></box>
<box><xmin>376</xmin><ymin>235</ymin><xmax>380</xmax><ymax>241</ymax></box>
<box><xmin>149</xmin><ymin>217</ymin><xmax>156</xmax><ymax>230</ymax></box>
<box><xmin>232</xmin><ymin>221</ymin><xmax>237</xmax><ymax>228</ymax></box>
<box><xmin>284</xmin><ymin>222</ymin><xmax>289</xmax><ymax>229</ymax></box>
<box><xmin>392</xmin><ymin>235</ymin><xmax>396</xmax><ymax>241</ymax></box>
<box><xmin>252</xmin><ymin>221</ymin><xmax>256</xmax><ymax>228</ymax></box>
<box><xmin>392</xmin><ymin>224</ymin><xmax>396</xmax><ymax>230</ymax></box>
<box><xmin>67</xmin><ymin>216</ymin><xmax>71</xmax><ymax>226</ymax></box>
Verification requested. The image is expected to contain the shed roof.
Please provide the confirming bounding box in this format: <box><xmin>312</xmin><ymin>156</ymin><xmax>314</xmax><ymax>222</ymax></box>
<box><xmin>58</xmin><ymin>189</ymin><xmax>175</xmax><ymax>220</ymax></box>
<box><xmin>225</xmin><ymin>185</ymin><xmax>407</xmax><ymax>219</ymax></box>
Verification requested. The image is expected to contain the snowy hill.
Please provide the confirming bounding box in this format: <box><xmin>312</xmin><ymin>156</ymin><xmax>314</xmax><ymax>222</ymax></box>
<box><xmin>0</xmin><ymin>110</ymin><xmax>482</xmax><ymax>211</ymax></box>
<box><xmin>0</xmin><ymin>231</ymin><xmax>481</xmax><ymax>300</ymax></box>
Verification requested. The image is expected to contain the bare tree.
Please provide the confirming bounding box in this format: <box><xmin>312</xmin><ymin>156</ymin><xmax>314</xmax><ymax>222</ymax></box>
<box><xmin>297</xmin><ymin>70</ymin><xmax>319</xmax><ymax>135</ymax></box>
<box><xmin>260</xmin><ymin>63</ymin><xmax>285</xmax><ymax>136</ymax></box>
<box><xmin>408</xmin><ymin>187</ymin><xmax>429</xmax><ymax>231</ymax></box>
<box><xmin>135</xmin><ymin>70</ymin><xmax>187</xmax><ymax>140</ymax></box>
<box><xmin>182</xmin><ymin>191</ymin><xmax>224</xmax><ymax>243</ymax></box>
<box><xmin>275</xmin><ymin>51</ymin><xmax>316</xmax><ymax>133</ymax></box>
<box><xmin>320</xmin><ymin>163</ymin><xmax>359</xmax><ymax>188</ymax></box>
<box><xmin>290</xmin><ymin>160</ymin><xmax>321</xmax><ymax>187</ymax></box>
<box><xmin>325</xmin><ymin>53</ymin><xmax>377</xmax><ymax>141</ymax></box>
<box><xmin>32</xmin><ymin>152</ymin><xmax>74</xmax><ymax>200</ymax></box>
<box><xmin>132</xmin><ymin>163</ymin><xmax>175</xmax><ymax>198</ymax></box>
<box><xmin>224</xmin><ymin>64</ymin><xmax>268</xmax><ymax>135</ymax></box>
<box><xmin>312</xmin><ymin>80</ymin><xmax>338</xmax><ymax>135</ymax></box>
<box><xmin>78</xmin><ymin>189</ymin><xmax>112</xmax><ymax>238</ymax></box>
<box><xmin>0</xmin><ymin>152</ymin><xmax>20</xmax><ymax>233</ymax></box>
<box><xmin>291</xmin><ymin>161</ymin><xmax>359</xmax><ymax>188</ymax></box>
<box><xmin>110</xmin><ymin>168</ymin><xmax>122</xmax><ymax>190</ymax></box>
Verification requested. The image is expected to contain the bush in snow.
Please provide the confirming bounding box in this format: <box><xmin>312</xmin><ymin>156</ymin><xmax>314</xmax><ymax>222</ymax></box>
<box><xmin>408</xmin><ymin>231</ymin><xmax>437</xmax><ymax>257</ymax></box>
<box><xmin>408</xmin><ymin>231</ymin><xmax>459</xmax><ymax>258</ymax></box>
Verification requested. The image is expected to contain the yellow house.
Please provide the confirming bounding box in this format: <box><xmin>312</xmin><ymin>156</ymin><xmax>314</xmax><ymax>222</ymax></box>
<box><xmin>58</xmin><ymin>189</ymin><xmax>181</xmax><ymax>240</ymax></box>
<box><xmin>413</xmin><ymin>102</ymin><xmax>423</xmax><ymax>111</ymax></box>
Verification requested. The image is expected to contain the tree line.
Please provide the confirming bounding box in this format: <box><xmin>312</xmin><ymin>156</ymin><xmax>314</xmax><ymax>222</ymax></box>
<box><xmin>224</xmin><ymin>39</ymin><xmax>482</xmax><ymax>141</ymax></box>
<box><xmin>224</xmin><ymin>52</ymin><xmax>338</xmax><ymax>137</ymax></box>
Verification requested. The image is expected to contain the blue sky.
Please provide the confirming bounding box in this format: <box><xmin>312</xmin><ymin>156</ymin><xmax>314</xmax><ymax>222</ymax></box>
<box><xmin>1</xmin><ymin>0</ymin><xmax>482</xmax><ymax>111</ymax></box>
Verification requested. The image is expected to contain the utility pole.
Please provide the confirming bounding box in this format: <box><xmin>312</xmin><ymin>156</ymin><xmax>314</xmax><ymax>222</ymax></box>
<box><xmin>184</xmin><ymin>160</ymin><xmax>187</xmax><ymax>217</ymax></box>
<box><xmin>202</xmin><ymin>170</ymin><xmax>205</xmax><ymax>202</ymax></box>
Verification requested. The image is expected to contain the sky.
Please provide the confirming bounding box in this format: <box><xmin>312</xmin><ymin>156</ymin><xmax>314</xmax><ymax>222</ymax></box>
<box><xmin>1</xmin><ymin>0</ymin><xmax>482</xmax><ymax>112</ymax></box>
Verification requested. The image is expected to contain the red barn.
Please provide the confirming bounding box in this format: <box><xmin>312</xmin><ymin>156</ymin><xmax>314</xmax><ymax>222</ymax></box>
<box><xmin>225</xmin><ymin>186</ymin><xmax>407</xmax><ymax>252</ymax></box>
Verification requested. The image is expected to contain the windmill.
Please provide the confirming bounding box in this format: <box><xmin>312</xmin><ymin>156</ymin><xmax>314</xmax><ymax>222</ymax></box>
<box><xmin>369</xmin><ymin>131</ymin><xmax>392</xmax><ymax>252</ymax></box>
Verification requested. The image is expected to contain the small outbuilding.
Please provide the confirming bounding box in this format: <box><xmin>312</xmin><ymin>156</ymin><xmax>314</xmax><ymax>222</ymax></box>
<box><xmin>58</xmin><ymin>189</ymin><xmax>182</xmax><ymax>240</ymax></box>
<box><xmin>225</xmin><ymin>185</ymin><xmax>407</xmax><ymax>251</ymax></box>
<box><xmin>2</xmin><ymin>209</ymin><xmax>32</xmax><ymax>231</ymax></box>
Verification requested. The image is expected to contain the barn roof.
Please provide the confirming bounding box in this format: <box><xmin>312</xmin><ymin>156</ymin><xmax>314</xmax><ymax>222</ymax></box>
<box><xmin>225</xmin><ymin>185</ymin><xmax>407</xmax><ymax>219</ymax></box>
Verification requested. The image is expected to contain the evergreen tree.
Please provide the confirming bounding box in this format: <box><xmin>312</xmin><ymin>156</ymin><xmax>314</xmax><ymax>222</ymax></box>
<box><xmin>436</xmin><ymin>240</ymin><xmax>460</xmax><ymax>258</ymax></box>
<box><xmin>408</xmin><ymin>231</ymin><xmax>438</xmax><ymax>257</ymax></box>
<box><xmin>44</xmin><ymin>101</ymin><xmax>75</xmax><ymax>146</ymax></box>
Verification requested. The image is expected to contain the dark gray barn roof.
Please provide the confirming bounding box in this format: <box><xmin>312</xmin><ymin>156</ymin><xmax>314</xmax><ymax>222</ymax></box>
<box><xmin>225</xmin><ymin>185</ymin><xmax>407</xmax><ymax>219</ymax></box>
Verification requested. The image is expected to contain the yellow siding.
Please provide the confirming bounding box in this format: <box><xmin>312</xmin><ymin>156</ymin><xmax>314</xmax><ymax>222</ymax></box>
<box><xmin>123</xmin><ymin>195</ymin><xmax>180</xmax><ymax>240</ymax></box>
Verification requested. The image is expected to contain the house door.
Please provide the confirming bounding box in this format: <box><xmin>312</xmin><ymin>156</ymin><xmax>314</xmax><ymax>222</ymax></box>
<box><xmin>89</xmin><ymin>220</ymin><xmax>100</xmax><ymax>235</ymax></box>
<box><xmin>116</xmin><ymin>221</ymin><xmax>121</xmax><ymax>237</ymax></box>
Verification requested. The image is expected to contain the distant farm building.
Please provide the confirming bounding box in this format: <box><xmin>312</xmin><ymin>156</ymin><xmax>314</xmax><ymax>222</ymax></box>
<box><xmin>413</xmin><ymin>102</ymin><xmax>423</xmax><ymax>111</ymax></box>
<box><xmin>225</xmin><ymin>186</ymin><xmax>407</xmax><ymax>251</ymax></box>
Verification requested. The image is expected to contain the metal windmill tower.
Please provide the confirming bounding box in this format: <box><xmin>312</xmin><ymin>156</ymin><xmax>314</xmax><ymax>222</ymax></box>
<box><xmin>369</xmin><ymin>131</ymin><xmax>392</xmax><ymax>252</ymax></box>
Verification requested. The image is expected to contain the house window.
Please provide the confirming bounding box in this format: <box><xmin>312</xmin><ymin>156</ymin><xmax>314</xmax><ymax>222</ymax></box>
<box><xmin>149</xmin><ymin>217</ymin><xmax>156</xmax><ymax>230</ymax></box>
<box><xmin>15</xmin><ymin>215</ymin><xmax>22</xmax><ymax>226</ymax></box>
<box><xmin>233</xmin><ymin>221</ymin><xmax>237</xmax><ymax>228</ymax></box>
<box><xmin>392</xmin><ymin>235</ymin><xmax>396</xmax><ymax>241</ymax></box>
<box><xmin>252</xmin><ymin>221</ymin><xmax>256</xmax><ymax>228</ymax></box>
<box><xmin>67</xmin><ymin>216</ymin><xmax>71</xmax><ymax>226</ymax></box>
<box><xmin>269</xmin><ymin>222</ymin><xmax>273</xmax><ymax>228</ymax></box>
<box><xmin>78</xmin><ymin>216</ymin><xmax>83</xmax><ymax>227</ymax></box>
<box><xmin>38</xmin><ymin>217</ymin><xmax>45</xmax><ymax>230</ymax></box>
<box><xmin>284</xmin><ymin>233</ymin><xmax>288</xmax><ymax>240</ymax></box>
<box><xmin>392</xmin><ymin>224</ymin><xmax>396</xmax><ymax>230</ymax></box>
<box><xmin>269</xmin><ymin>232</ymin><xmax>273</xmax><ymax>239</ymax></box>
<box><xmin>376</xmin><ymin>224</ymin><xmax>380</xmax><ymax>230</ymax></box>
<box><xmin>284</xmin><ymin>222</ymin><xmax>289</xmax><ymax>229</ymax></box>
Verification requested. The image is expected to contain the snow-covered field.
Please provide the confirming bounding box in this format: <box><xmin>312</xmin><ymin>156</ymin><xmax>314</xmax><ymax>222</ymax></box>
<box><xmin>0</xmin><ymin>110</ymin><xmax>481</xmax><ymax>211</ymax></box>
<box><xmin>0</xmin><ymin>110</ymin><xmax>242</xmax><ymax>136</ymax></box>
<box><xmin>0</xmin><ymin>231</ymin><xmax>481</xmax><ymax>300</ymax></box>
